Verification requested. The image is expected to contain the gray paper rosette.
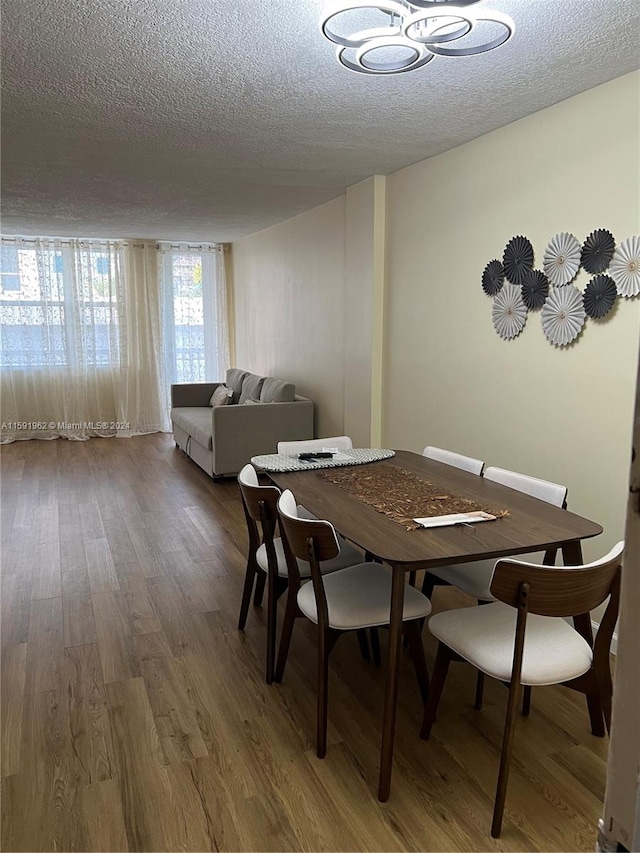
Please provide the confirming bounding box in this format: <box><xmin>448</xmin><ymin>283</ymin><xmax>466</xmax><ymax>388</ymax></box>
<box><xmin>543</xmin><ymin>232</ymin><xmax>581</xmax><ymax>287</ymax></box>
<box><xmin>541</xmin><ymin>285</ymin><xmax>586</xmax><ymax>346</ymax></box>
<box><xmin>610</xmin><ymin>236</ymin><xmax>640</xmax><ymax>297</ymax></box>
<box><xmin>492</xmin><ymin>283</ymin><xmax>527</xmax><ymax>340</ymax></box>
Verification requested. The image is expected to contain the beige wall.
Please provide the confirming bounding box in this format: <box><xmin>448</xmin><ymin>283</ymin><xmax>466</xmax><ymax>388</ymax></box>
<box><xmin>231</xmin><ymin>71</ymin><xmax>639</xmax><ymax>560</ymax></box>
<box><xmin>233</xmin><ymin>178</ymin><xmax>386</xmax><ymax>443</ymax></box>
<box><xmin>344</xmin><ymin>176</ymin><xmax>386</xmax><ymax>446</ymax></box>
<box><xmin>384</xmin><ymin>71</ymin><xmax>640</xmax><ymax>561</ymax></box>
<box><xmin>232</xmin><ymin>196</ymin><xmax>347</xmax><ymax>438</ymax></box>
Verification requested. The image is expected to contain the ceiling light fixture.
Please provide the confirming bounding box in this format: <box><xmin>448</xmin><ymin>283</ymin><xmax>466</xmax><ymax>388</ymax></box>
<box><xmin>320</xmin><ymin>0</ymin><xmax>515</xmax><ymax>75</ymax></box>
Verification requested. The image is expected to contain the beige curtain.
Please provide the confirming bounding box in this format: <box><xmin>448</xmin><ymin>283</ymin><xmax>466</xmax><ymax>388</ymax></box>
<box><xmin>118</xmin><ymin>242</ymin><xmax>168</xmax><ymax>435</ymax></box>
<box><xmin>0</xmin><ymin>237</ymin><xmax>169</xmax><ymax>442</ymax></box>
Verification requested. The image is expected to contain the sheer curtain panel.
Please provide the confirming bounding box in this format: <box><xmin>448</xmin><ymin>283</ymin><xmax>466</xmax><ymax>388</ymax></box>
<box><xmin>159</xmin><ymin>243</ymin><xmax>230</xmax><ymax>409</ymax></box>
<box><xmin>0</xmin><ymin>237</ymin><xmax>169</xmax><ymax>442</ymax></box>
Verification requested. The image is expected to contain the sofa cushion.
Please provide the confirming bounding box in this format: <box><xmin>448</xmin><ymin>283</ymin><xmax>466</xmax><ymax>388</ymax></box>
<box><xmin>209</xmin><ymin>385</ymin><xmax>231</xmax><ymax>407</ymax></box>
<box><xmin>226</xmin><ymin>368</ymin><xmax>248</xmax><ymax>404</ymax></box>
<box><xmin>260</xmin><ymin>376</ymin><xmax>295</xmax><ymax>403</ymax></box>
<box><xmin>170</xmin><ymin>408</ymin><xmax>213</xmax><ymax>450</ymax></box>
<box><xmin>239</xmin><ymin>372</ymin><xmax>265</xmax><ymax>404</ymax></box>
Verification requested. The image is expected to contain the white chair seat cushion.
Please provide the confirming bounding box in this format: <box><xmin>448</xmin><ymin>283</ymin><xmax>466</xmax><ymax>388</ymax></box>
<box><xmin>428</xmin><ymin>552</ymin><xmax>547</xmax><ymax>601</ymax></box>
<box><xmin>256</xmin><ymin>536</ymin><xmax>362</xmax><ymax>578</ymax></box>
<box><xmin>428</xmin><ymin>602</ymin><xmax>593</xmax><ymax>686</ymax></box>
<box><xmin>297</xmin><ymin>562</ymin><xmax>432</xmax><ymax>630</ymax></box>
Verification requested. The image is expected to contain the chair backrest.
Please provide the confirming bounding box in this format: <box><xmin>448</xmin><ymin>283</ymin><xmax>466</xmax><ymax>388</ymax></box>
<box><xmin>483</xmin><ymin>466</ymin><xmax>567</xmax><ymax>507</ymax></box>
<box><xmin>490</xmin><ymin>540</ymin><xmax>624</xmax><ymax>618</ymax></box>
<box><xmin>422</xmin><ymin>446</ymin><xmax>484</xmax><ymax>475</ymax></box>
<box><xmin>237</xmin><ymin>463</ymin><xmax>280</xmax><ymax>523</ymax></box>
<box><xmin>237</xmin><ymin>464</ymin><xmax>282</xmax><ymax>566</ymax></box>
<box><xmin>238</xmin><ymin>462</ymin><xmax>259</xmax><ymax>487</ymax></box>
<box><xmin>491</xmin><ymin>542</ymin><xmax>624</xmax><ymax>684</ymax></box>
<box><xmin>278</xmin><ymin>490</ymin><xmax>340</xmax><ymax>563</ymax></box>
<box><xmin>277</xmin><ymin>436</ymin><xmax>353</xmax><ymax>455</ymax></box>
<box><xmin>278</xmin><ymin>490</ymin><xmax>341</xmax><ymax>628</ymax></box>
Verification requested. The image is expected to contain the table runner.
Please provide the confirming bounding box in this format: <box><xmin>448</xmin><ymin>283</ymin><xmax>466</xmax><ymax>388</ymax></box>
<box><xmin>318</xmin><ymin>463</ymin><xmax>509</xmax><ymax>530</ymax></box>
<box><xmin>251</xmin><ymin>447</ymin><xmax>395</xmax><ymax>473</ymax></box>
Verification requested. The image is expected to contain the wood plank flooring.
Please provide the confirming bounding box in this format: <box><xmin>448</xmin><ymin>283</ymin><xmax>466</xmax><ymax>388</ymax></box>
<box><xmin>0</xmin><ymin>434</ymin><xmax>609</xmax><ymax>851</ymax></box>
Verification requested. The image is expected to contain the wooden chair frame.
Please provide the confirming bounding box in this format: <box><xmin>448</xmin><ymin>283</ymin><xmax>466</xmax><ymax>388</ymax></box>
<box><xmin>238</xmin><ymin>467</ymin><xmax>373</xmax><ymax>684</ymax></box>
<box><xmin>422</xmin><ymin>465</ymin><xmax>568</xmax><ymax>715</ymax></box>
<box><xmin>420</xmin><ymin>545</ymin><xmax>623</xmax><ymax>838</ymax></box>
<box><xmin>237</xmin><ymin>472</ymin><xmax>287</xmax><ymax>684</ymax></box>
<box><xmin>278</xmin><ymin>505</ymin><xmax>430</xmax><ymax>759</ymax></box>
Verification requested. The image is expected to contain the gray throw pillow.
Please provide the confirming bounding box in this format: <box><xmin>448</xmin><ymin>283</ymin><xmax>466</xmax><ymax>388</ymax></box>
<box><xmin>209</xmin><ymin>385</ymin><xmax>232</xmax><ymax>407</ymax></box>
<box><xmin>239</xmin><ymin>373</ymin><xmax>265</xmax><ymax>404</ymax></box>
<box><xmin>226</xmin><ymin>368</ymin><xmax>248</xmax><ymax>404</ymax></box>
<box><xmin>242</xmin><ymin>397</ymin><xmax>264</xmax><ymax>405</ymax></box>
<box><xmin>260</xmin><ymin>376</ymin><xmax>295</xmax><ymax>403</ymax></box>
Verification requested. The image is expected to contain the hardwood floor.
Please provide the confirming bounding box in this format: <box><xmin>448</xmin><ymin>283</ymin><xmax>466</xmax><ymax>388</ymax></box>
<box><xmin>0</xmin><ymin>435</ymin><xmax>609</xmax><ymax>852</ymax></box>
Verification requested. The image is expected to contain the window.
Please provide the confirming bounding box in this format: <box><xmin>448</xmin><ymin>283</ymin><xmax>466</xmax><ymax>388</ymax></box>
<box><xmin>161</xmin><ymin>247</ymin><xmax>226</xmax><ymax>384</ymax></box>
<box><xmin>1</xmin><ymin>246</ymin><xmax>20</xmax><ymax>291</ymax></box>
<box><xmin>0</xmin><ymin>241</ymin><xmax>122</xmax><ymax>369</ymax></box>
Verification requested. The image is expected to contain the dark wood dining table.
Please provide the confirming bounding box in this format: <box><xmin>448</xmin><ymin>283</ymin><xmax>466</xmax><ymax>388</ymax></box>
<box><xmin>267</xmin><ymin>449</ymin><xmax>603</xmax><ymax>801</ymax></box>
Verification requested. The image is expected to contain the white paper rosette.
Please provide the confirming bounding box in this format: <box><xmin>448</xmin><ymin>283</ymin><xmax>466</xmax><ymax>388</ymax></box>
<box><xmin>609</xmin><ymin>236</ymin><xmax>640</xmax><ymax>297</ymax></box>
<box><xmin>492</xmin><ymin>283</ymin><xmax>527</xmax><ymax>340</ymax></box>
<box><xmin>543</xmin><ymin>232</ymin><xmax>581</xmax><ymax>287</ymax></box>
<box><xmin>541</xmin><ymin>285</ymin><xmax>586</xmax><ymax>347</ymax></box>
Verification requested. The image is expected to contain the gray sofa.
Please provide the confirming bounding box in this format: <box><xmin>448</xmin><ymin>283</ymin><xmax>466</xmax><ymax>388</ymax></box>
<box><xmin>170</xmin><ymin>368</ymin><xmax>314</xmax><ymax>478</ymax></box>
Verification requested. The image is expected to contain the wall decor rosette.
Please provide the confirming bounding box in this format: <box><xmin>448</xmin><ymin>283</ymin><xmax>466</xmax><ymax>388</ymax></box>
<box><xmin>481</xmin><ymin>229</ymin><xmax>639</xmax><ymax>347</ymax></box>
<box><xmin>610</xmin><ymin>236</ymin><xmax>640</xmax><ymax>297</ymax></box>
<box><xmin>503</xmin><ymin>236</ymin><xmax>534</xmax><ymax>285</ymax></box>
<box><xmin>492</xmin><ymin>283</ymin><xmax>527</xmax><ymax>340</ymax></box>
<box><xmin>581</xmin><ymin>229</ymin><xmax>615</xmax><ymax>274</ymax></box>
<box><xmin>482</xmin><ymin>259</ymin><xmax>504</xmax><ymax>296</ymax></box>
<box><xmin>543</xmin><ymin>233</ymin><xmax>581</xmax><ymax>286</ymax></box>
<box><xmin>521</xmin><ymin>269</ymin><xmax>549</xmax><ymax>310</ymax></box>
<box><xmin>583</xmin><ymin>275</ymin><xmax>617</xmax><ymax>319</ymax></box>
<box><xmin>541</xmin><ymin>285</ymin><xmax>586</xmax><ymax>347</ymax></box>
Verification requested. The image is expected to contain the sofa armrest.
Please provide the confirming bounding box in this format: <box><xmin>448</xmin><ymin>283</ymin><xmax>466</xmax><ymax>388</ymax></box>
<box><xmin>171</xmin><ymin>382</ymin><xmax>218</xmax><ymax>408</ymax></box>
<box><xmin>211</xmin><ymin>398</ymin><xmax>314</xmax><ymax>476</ymax></box>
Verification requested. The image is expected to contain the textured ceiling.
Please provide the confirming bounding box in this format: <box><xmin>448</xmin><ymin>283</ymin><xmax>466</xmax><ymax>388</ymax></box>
<box><xmin>1</xmin><ymin>0</ymin><xmax>639</xmax><ymax>242</ymax></box>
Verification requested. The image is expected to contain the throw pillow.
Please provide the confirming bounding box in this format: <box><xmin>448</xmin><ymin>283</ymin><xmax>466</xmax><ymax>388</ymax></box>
<box><xmin>209</xmin><ymin>385</ymin><xmax>232</xmax><ymax>407</ymax></box>
<box><xmin>225</xmin><ymin>368</ymin><xmax>248</xmax><ymax>404</ymax></box>
<box><xmin>239</xmin><ymin>373</ymin><xmax>265</xmax><ymax>404</ymax></box>
<box><xmin>242</xmin><ymin>397</ymin><xmax>264</xmax><ymax>405</ymax></box>
<box><xmin>260</xmin><ymin>376</ymin><xmax>295</xmax><ymax>403</ymax></box>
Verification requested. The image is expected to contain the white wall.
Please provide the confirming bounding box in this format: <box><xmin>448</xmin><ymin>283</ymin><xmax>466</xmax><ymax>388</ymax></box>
<box><xmin>384</xmin><ymin>71</ymin><xmax>640</xmax><ymax>561</ymax></box>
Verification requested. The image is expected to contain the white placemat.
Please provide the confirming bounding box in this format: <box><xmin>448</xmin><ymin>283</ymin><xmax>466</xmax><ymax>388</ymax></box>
<box><xmin>251</xmin><ymin>447</ymin><xmax>395</xmax><ymax>473</ymax></box>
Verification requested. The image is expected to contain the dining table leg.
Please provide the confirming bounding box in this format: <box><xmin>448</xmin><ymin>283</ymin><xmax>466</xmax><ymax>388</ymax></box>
<box><xmin>378</xmin><ymin>563</ymin><xmax>406</xmax><ymax>802</ymax></box>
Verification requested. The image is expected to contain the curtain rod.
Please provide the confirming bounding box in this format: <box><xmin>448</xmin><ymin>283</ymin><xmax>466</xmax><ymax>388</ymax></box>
<box><xmin>1</xmin><ymin>236</ymin><xmax>227</xmax><ymax>251</ymax></box>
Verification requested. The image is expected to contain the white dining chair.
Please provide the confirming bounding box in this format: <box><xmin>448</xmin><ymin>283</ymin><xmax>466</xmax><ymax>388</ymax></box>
<box><xmin>420</xmin><ymin>541</ymin><xmax>623</xmax><ymax>838</ymax></box>
<box><xmin>276</xmin><ymin>488</ymin><xmax>432</xmax><ymax>758</ymax></box>
<box><xmin>410</xmin><ymin>447</ymin><xmax>485</xmax><ymax>590</ymax></box>
<box><xmin>422</xmin><ymin>465</ymin><xmax>567</xmax><ymax>711</ymax></box>
<box><xmin>277</xmin><ymin>435</ymin><xmax>353</xmax><ymax>455</ymax></box>
<box><xmin>422</xmin><ymin>466</ymin><xmax>567</xmax><ymax>603</ymax></box>
<box><xmin>422</xmin><ymin>445</ymin><xmax>484</xmax><ymax>475</ymax></box>
<box><xmin>237</xmin><ymin>464</ymin><xmax>365</xmax><ymax>683</ymax></box>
